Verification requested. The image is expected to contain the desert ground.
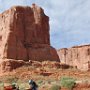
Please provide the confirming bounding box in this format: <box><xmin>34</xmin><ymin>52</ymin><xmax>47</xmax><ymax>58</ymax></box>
<box><xmin>0</xmin><ymin>61</ymin><xmax>90</xmax><ymax>90</ymax></box>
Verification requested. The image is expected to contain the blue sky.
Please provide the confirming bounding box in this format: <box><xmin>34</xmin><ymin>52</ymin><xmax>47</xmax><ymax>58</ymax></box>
<box><xmin>0</xmin><ymin>0</ymin><xmax>90</xmax><ymax>49</ymax></box>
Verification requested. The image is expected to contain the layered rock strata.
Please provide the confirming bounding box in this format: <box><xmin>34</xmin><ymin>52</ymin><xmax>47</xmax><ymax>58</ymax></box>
<box><xmin>0</xmin><ymin>4</ymin><xmax>59</xmax><ymax>72</ymax></box>
<box><xmin>58</xmin><ymin>44</ymin><xmax>90</xmax><ymax>71</ymax></box>
<box><xmin>0</xmin><ymin>4</ymin><xmax>59</xmax><ymax>61</ymax></box>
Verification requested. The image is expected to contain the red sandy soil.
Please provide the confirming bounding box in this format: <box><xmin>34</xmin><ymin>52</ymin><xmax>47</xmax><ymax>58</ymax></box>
<box><xmin>0</xmin><ymin>61</ymin><xmax>90</xmax><ymax>90</ymax></box>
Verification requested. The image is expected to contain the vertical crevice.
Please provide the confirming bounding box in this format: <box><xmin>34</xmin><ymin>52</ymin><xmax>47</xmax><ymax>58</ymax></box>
<box><xmin>71</xmin><ymin>49</ymin><xmax>73</xmax><ymax>66</ymax></box>
<box><xmin>87</xmin><ymin>46</ymin><xmax>90</xmax><ymax>69</ymax></box>
<box><xmin>16</xmin><ymin>36</ymin><xmax>18</xmax><ymax>59</ymax></box>
<box><xmin>87</xmin><ymin>48</ymin><xmax>90</xmax><ymax>55</ymax></box>
<box><xmin>77</xmin><ymin>47</ymin><xmax>79</xmax><ymax>68</ymax></box>
<box><xmin>22</xmin><ymin>11</ymin><xmax>29</xmax><ymax>61</ymax></box>
<box><xmin>89</xmin><ymin>47</ymin><xmax>90</xmax><ymax>64</ymax></box>
<box><xmin>14</xmin><ymin>11</ymin><xmax>18</xmax><ymax>60</ymax></box>
<box><xmin>64</xmin><ymin>49</ymin><xmax>67</xmax><ymax>64</ymax></box>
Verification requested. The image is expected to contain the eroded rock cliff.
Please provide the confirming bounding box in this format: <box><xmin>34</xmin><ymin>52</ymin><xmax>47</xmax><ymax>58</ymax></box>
<box><xmin>0</xmin><ymin>4</ymin><xmax>59</xmax><ymax>72</ymax></box>
<box><xmin>58</xmin><ymin>44</ymin><xmax>90</xmax><ymax>71</ymax></box>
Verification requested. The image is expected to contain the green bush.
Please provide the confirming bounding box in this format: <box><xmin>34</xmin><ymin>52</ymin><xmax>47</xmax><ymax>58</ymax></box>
<box><xmin>37</xmin><ymin>80</ymin><xmax>43</xmax><ymax>85</ymax></box>
<box><xmin>60</xmin><ymin>76</ymin><xmax>76</xmax><ymax>90</ymax></box>
<box><xmin>0</xmin><ymin>81</ymin><xmax>4</xmax><ymax>90</ymax></box>
<box><xmin>49</xmin><ymin>85</ymin><xmax>60</xmax><ymax>90</ymax></box>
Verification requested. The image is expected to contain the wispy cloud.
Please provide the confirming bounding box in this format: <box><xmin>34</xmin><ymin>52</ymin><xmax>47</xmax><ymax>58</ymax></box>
<box><xmin>0</xmin><ymin>0</ymin><xmax>90</xmax><ymax>49</ymax></box>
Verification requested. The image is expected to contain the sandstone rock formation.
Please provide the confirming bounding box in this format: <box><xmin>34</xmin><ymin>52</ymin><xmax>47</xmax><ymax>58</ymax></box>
<box><xmin>0</xmin><ymin>59</ymin><xmax>25</xmax><ymax>72</ymax></box>
<box><xmin>0</xmin><ymin>4</ymin><xmax>59</xmax><ymax>72</ymax></box>
<box><xmin>0</xmin><ymin>4</ymin><xmax>59</xmax><ymax>61</ymax></box>
<box><xmin>58</xmin><ymin>44</ymin><xmax>90</xmax><ymax>71</ymax></box>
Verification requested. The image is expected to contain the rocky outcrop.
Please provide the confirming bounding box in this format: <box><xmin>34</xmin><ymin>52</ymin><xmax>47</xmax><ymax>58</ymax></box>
<box><xmin>0</xmin><ymin>4</ymin><xmax>60</xmax><ymax>72</ymax></box>
<box><xmin>0</xmin><ymin>59</ymin><xmax>25</xmax><ymax>72</ymax></box>
<box><xmin>58</xmin><ymin>44</ymin><xmax>90</xmax><ymax>71</ymax></box>
<box><xmin>0</xmin><ymin>4</ymin><xmax>59</xmax><ymax>62</ymax></box>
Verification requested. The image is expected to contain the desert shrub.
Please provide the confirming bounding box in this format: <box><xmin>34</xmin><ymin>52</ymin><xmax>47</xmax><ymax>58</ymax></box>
<box><xmin>19</xmin><ymin>83</ymin><xmax>26</xmax><ymax>90</ymax></box>
<box><xmin>6</xmin><ymin>76</ymin><xmax>18</xmax><ymax>84</ymax></box>
<box><xmin>49</xmin><ymin>84</ymin><xmax>61</xmax><ymax>90</ymax></box>
<box><xmin>37</xmin><ymin>80</ymin><xmax>43</xmax><ymax>87</ymax></box>
<box><xmin>60</xmin><ymin>76</ymin><xmax>76</xmax><ymax>90</ymax></box>
<box><xmin>0</xmin><ymin>81</ymin><xmax>4</xmax><ymax>90</ymax></box>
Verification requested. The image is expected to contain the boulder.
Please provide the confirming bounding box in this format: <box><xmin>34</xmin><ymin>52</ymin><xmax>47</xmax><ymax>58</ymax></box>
<box><xmin>0</xmin><ymin>59</ymin><xmax>25</xmax><ymax>72</ymax></box>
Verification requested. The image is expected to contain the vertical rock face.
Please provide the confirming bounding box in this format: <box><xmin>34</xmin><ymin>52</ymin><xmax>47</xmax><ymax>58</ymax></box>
<box><xmin>58</xmin><ymin>45</ymin><xmax>90</xmax><ymax>71</ymax></box>
<box><xmin>0</xmin><ymin>4</ymin><xmax>59</xmax><ymax>62</ymax></box>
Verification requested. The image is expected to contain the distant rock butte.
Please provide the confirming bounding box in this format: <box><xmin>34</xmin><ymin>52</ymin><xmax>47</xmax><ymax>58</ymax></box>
<box><xmin>0</xmin><ymin>4</ymin><xmax>59</xmax><ymax>72</ymax></box>
<box><xmin>57</xmin><ymin>44</ymin><xmax>90</xmax><ymax>71</ymax></box>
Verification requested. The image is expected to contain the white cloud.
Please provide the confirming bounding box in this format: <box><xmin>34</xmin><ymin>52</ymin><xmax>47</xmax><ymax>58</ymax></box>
<box><xmin>0</xmin><ymin>0</ymin><xmax>90</xmax><ymax>49</ymax></box>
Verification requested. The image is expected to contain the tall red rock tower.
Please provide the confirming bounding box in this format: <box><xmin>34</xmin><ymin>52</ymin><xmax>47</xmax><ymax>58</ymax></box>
<box><xmin>0</xmin><ymin>4</ymin><xmax>59</xmax><ymax>62</ymax></box>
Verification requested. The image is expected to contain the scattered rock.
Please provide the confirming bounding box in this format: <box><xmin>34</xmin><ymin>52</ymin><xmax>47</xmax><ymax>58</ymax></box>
<box><xmin>0</xmin><ymin>59</ymin><xmax>25</xmax><ymax>72</ymax></box>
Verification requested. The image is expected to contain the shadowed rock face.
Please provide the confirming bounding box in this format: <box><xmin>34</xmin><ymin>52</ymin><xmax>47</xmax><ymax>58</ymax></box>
<box><xmin>58</xmin><ymin>44</ymin><xmax>90</xmax><ymax>71</ymax></box>
<box><xmin>0</xmin><ymin>4</ymin><xmax>59</xmax><ymax>62</ymax></box>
